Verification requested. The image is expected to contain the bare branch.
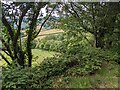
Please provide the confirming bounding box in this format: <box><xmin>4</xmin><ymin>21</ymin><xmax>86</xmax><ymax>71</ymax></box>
<box><xmin>0</xmin><ymin>38</ymin><xmax>13</xmax><ymax>58</ymax></box>
<box><xmin>33</xmin><ymin>5</ymin><xmax>56</xmax><ymax>40</ymax></box>
<box><xmin>64</xmin><ymin>4</ymin><xmax>76</xmax><ymax>17</ymax></box>
<box><xmin>69</xmin><ymin>3</ymin><xmax>93</xmax><ymax>46</ymax></box>
<box><xmin>15</xmin><ymin>3</ymin><xmax>31</xmax><ymax>43</ymax></box>
<box><xmin>70</xmin><ymin>2</ymin><xmax>80</xmax><ymax>18</ymax></box>
<box><xmin>2</xmin><ymin>16</ymin><xmax>14</xmax><ymax>41</ymax></box>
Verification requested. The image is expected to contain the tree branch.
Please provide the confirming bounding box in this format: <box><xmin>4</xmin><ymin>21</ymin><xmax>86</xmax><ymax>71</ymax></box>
<box><xmin>68</xmin><ymin>3</ymin><xmax>92</xmax><ymax>46</ymax></box>
<box><xmin>64</xmin><ymin>4</ymin><xmax>76</xmax><ymax>17</ymax></box>
<box><xmin>0</xmin><ymin>38</ymin><xmax>13</xmax><ymax>59</ymax></box>
<box><xmin>15</xmin><ymin>3</ymin><xmax>31</xmax><ymax>44</ymax></box>
<box><xmin>70</xmin><ymin>2</ymin><xmax>80</xmax><ymax>18</ymax></box>
<box><xmin>2</xmin><ymin>15</ymin><xmax>14</xmax><ymax>41</ymax></box>
<box><xmin>33</xmin><ymin>5</ymin><xmax>56</xmax><ymax>40</ymax></box>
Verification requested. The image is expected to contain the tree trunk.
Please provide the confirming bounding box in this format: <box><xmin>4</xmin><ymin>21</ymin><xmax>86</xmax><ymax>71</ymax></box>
<box><xmin>27</xmin><ymin>30</ymin><xmax>32</xmax><ymax>67</ymax></box>
<box><xmin>95</xmin><ymin>30</ymin><xmax>105</xmax><ymax>48</ymax></box>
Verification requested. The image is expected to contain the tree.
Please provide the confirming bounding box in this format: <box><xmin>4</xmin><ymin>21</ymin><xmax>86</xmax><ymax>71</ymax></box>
<box><xmin>0</xmin><ymin>2</ymin><xmax>55</xmax><ymax>67</ymax></box>
<box><xmin>59</xmin><ymin>2</ymin><xmax>120</xmax><ymax>49</ymax></box>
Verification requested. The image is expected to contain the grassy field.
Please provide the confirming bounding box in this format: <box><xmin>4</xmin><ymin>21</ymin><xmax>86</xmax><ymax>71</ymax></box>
<box><xmin>35</xmin><ymin>29</ymin><xmax>64</xmax><ymax>40</ymax></box>
<box><xmin>0</xmin><ymin>49</ymin><xmax>56</xmax><ymax>67</ymax></box>
<box><xmin>32</xmin><ymin>49</ymin><xmax>56</xmax><ymax>66</ymax></box>
<box><xmin>22</xmin><ymin>29</ymin><xmax>64</xmax><ymax>40</ymax></box>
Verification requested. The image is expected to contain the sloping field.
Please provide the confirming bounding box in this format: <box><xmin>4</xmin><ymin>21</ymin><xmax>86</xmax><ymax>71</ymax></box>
<box><xmin>36</xmin><ymin>29</ymin><xmax>64</xmax><ymax>40</ymax></box>
<box><xmin>22</xmin><ymin>28</ymin><xmax>64</xmax><ymax>40</ymax></box>
<box><xmin>39</xmin><ymin>29</ymin><xmax>64</xmax><ymax>35</ymax></box>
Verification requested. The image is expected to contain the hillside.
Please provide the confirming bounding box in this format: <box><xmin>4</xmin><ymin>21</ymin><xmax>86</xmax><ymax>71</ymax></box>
<box><xmin>21</xmin><ymin>28</ymin><xmax>64</xmax><ymax>40</ymax></box>
<box><xmin>36</xmin><ymin>29</ymin><xmax>64</xmax><ymax>40</ymax></box>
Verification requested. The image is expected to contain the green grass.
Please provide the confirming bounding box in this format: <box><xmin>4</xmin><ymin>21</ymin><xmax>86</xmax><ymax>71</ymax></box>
<box><xmin>52</xmin><ymin>61</ymin><xmax>119</xmax><ymax>88</ymax></box>
<box><xmin>32</xmin><ymin>49</ymin><xmax>56</xmax><ymax>66</ymax></box>
<box><xmin>0</xmin><ymin>49</ymin><xmax>56</xmax><ymax>67</ymax></box>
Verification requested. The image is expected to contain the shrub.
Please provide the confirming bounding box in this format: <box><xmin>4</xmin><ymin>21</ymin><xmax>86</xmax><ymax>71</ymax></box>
<box><xmin>43</xmin><ymin>41</ymin><xmax>51</xmax><ymax>50</ymax></box>
<box><xmin>3</xmin><ymin>46</ymin><xmax>118</xmax><ymax>89</ymax></box>
<box><xmin>39</xmin><ymin>40</ymin><xmax>46</xmax><ymax>49</ymax></box>
<box><xmin>44</xmin><ymin>33</ymin><xmax>65</xmax><ymax>41</ymax></box>
<box><xmin>39</xmin><ymin>47</ymin><xmax>105</xmax><ymax>77</ymax></box>
<box><xmin>102</xmin><ymin>50</ymin><xmax>120</xmax><ymax>63</ymax></box>
<box><xmin>2</xmin><ymin>66</ymin><xmax>34</xmax><ymax>88</ymax></box>
<box><xmin>49</xmin><ymin>40</ymin><xmax>63</xmax><ymax>52</ymax></box>
<box><xmin>38</xmin><ymin>33</ymin><xmax>67</xmax><ymax>52</ymax></box>
<box><xmin>31</xmin><ymin>40</ymin><xmax>39</xmax><ymax>49</ymax></box>
<box><xmin>38</xmin><ymin>46</ymin><xmax>118</xmax><ymax>77</ymax></box>
<box><xmin>44</xmin><ymin>34</ymin><xmax>57</xmax><ymax>40</ymax></box>
<box><xmin>64</xmin><ymin>47</ymin><xmax>115</xmax><ymax>76</ymax></box>
<box><xmin>39</xmin><ymin>39</ymin><xmax>66</xmax><ymax>52</ymax></box>
<box><xmin>2</xmin><ymin>65</ymin><xmax>53</xmax><ymax>89</ymax></box>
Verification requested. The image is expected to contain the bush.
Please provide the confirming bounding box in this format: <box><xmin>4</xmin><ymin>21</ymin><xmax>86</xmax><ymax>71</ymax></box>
<box><xmin>49</xmin><ymin>40</ymin><xmax>63</xmax><ymax>52</ymax></box>
<box><xmin>44</xmin><ymin>34</ymin><xmax>57</xmax><ymax>40</ymax></box>
<box><xmin>39</xmin><ymin>40</ymin><xmax>46</xmax><ymax>49</ymax></box>
<box><xmin>102</xmin><ymin>50</ymin><xmax>120</xmax><ymax>63</ymax></box>
<box><xmin>38</xmin><ymin>33</ymin><xmax>67</xmax><ymax>52</ymax></box>
<box><xmin>39</xmin><ymin>47</ymin><xmax>106</xmax><ymax>77</ymax></box>
<box><xmin>3</xmin><ymin>46</ymin><xmax>118</xmax><ymax>89</ymax></box>
<box><xmin>38</xmin><ymin>46</ymin><xmax>119</xmax><ymax>77</ymax></box>
<box><xmin>44</xmin><ymin>33</ymin><xmax>65</xmax><ymax>41</ymax></box>
<box><xmin>64</xmin><ymin>47</ymin><xmax>119</xmax><ymax>76</ymax></box>
<box><xmin>31</xmin><ymin>40</ymin><xmax>39</xmax><ymax>49</ymax></box>
<box><xmin>2</xmin><ymin>65</ymin><xmax>53</xmax><ymax>89</ymax></box>
<box><xmin>2</xmin><ymin>66</ymin><xmax>33</xmax><ymax>88</ymax></box>
<box><xmin>39</xmin><ymin>39</ymin><xmax>66</xmax><ymax>52</ymax></box>
<box><xmin>43</xmin><ymin>41</ymin><xmax>51</xmax><ymax>50</ymax></box>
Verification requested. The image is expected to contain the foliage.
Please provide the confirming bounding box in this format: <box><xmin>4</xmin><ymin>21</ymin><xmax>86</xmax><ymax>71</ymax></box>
<box><xmin>38</xmin><ymin>32</ymin><xmax>94</xmax><ymax>54</ymax></box>
<box><xmin>39</xmin><ymin>46</ymin><xmax>119</xmax><ymax>84</ymax></box>
<box><xmin>3</xmin><ymin>66</ymin><xmax>33</xmax><ymax>88</ymax></box>
<box><xmin>1</xmin><ymin>2</ymin><xmax>120</xmax><ymax>89</ymax></box>
<box><xmin>58</xmin><ymin>2</ymin><xmax>120</xmax><ymax>49</ymax></box>
<box><xmin>43</xmin><ymin>33</ymin><xmax>65</xmax><ymax>41</ymax></box>
<box><xmin>2</xmin><ymin>46</ymin><xmax>119</xmax><ymax>89</ymax></box>
<box><xmin>52</xmin><ymin>61</ymin><xmax>119</xmax><ymax>88</ymax></box>
<box><xmin>102</xmin><ymin>50</ymin><xmax>120</xmax><ymax>63</ymax></box>
<box><xmin>40</xmin><ymin>40</ymin><xmax>63</xmax><ymax>52</ymax></box>
<box><xmin>2</xmin><ymin>65</ymin><xmax>53</xmax><ymax>89</ymax></box>
<box><xmin>38</xmin><ymin>34</ymin><xmax>67</xmax><ymax>52</ymax></box>
<box><xmin>1</xmin><ymin>2</ymin><xmax>55</xmax><ymax>67</ymax></box>
<box><xmin>39</xmin><ymin>47</ymin><xmax>105</xmax><ymax>77</ymax></box>
<box><xmin>31</xmin><ymin>40</ymin><xmax>37</xmax><ymax>49</ymax></box>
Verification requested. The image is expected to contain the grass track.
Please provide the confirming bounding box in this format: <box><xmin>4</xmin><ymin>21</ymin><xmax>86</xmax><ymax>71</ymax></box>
<box><xmin>52</xmin><ymin>61</ymin><xmax>119</xmax><ymax>88</ymax></box>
